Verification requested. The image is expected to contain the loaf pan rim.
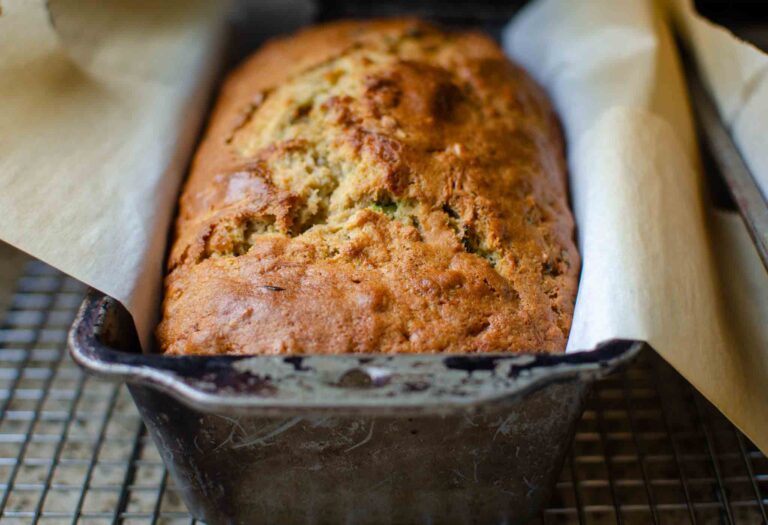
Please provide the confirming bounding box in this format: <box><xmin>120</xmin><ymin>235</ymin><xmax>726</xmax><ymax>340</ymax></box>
<box><xmin>68</xmin><ymin>289</ymin><xmax>645</xmax><ymax>416</ymax></box>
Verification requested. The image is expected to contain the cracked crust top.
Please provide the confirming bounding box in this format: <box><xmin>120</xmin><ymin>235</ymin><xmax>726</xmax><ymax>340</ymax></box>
<box><xmin>157</xmin><ymin>18</ymin><xmax>579</xmax><ymax>355</ymax></box>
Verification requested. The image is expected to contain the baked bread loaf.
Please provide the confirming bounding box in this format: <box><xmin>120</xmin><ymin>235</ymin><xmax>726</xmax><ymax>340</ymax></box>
<box><xmin>158</xmin><ymin>19</ymin><xmax>579</xmax><ymax>355</ymax></box>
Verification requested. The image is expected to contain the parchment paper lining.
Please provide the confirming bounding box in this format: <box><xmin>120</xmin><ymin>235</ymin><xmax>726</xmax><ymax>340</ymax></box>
<box><xmin>505</xmin><ymin>0</ymin><xmax>768</xmax><ymax>453</ymax></box>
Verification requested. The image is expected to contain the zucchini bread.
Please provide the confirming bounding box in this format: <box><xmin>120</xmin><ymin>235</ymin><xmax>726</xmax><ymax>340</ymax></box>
<box><xmin>158</xmin><ymin>18</ymin><xmax>579</xmax><ymax>355</ymax></box>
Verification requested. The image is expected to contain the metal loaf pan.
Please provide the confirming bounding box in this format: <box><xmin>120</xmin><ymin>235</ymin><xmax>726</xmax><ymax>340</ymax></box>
<box><xmin>68</xmin><ymin>291</ymin><xmax>643</xmax><ymax>524</ymax></box>
<box><xmin>67</xmin><ymin>3</ymin><xmax>645</xmax><ymax>522</ymax></box>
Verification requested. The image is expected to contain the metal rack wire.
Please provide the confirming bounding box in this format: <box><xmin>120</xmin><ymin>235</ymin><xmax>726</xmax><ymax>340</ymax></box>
<box><xmin>0</xmin><ymin>260</ymin><xmax>766</xmax><ymax>524</ymax></box>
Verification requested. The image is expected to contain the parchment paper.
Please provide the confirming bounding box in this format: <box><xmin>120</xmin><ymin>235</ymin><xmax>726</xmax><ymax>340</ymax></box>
<box><xmin>0</xmin><ymin>0</ymin><xmax>227</xmax><ymax>350</ymax></box>
<box><xmin>0</xmin><ymin>0</ymin><xmax>766</xmax><ymax>453</ymax></box>
<box><xmin>671</xmin><ymin>0</ymin><xmax>768</xmax><ymax>201</ymax></box>
<box><xmin>504</xmin><ymin>0</ymin><xmax>768</xmax><ymax>453</ymax></box>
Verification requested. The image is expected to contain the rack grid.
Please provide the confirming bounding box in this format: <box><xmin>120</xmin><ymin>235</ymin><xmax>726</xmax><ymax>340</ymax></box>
<box><xmin>0</xmin><ymin>260</ymin><xmax>765</xmax><ymax>524</ymax></box>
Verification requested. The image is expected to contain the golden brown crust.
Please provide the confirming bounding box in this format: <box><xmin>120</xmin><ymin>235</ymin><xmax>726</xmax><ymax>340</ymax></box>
<box><xmin>157</xmin><ymin>18</ymin><xmax>580</xmax><ymax>355</ymax></box>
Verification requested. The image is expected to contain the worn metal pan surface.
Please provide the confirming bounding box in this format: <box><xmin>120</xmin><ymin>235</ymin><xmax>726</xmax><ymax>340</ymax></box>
<box><xmin>69</xmin><ymin>291</ymin><xmax>643</xmax><ymax>524</ymax></box>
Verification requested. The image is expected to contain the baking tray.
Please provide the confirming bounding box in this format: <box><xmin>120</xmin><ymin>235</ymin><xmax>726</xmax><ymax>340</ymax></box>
<box><xmin>69</xmin><ymin>292</ymin><xmax>643</xmax><ymax>524</ymax></box>
<box><xmin>66</xmin><ymin>1</ymin><xmax>646</xmax><ymax>523</ymax></box>
<box><xmin>685</xmin><ymin>55</ymin><xmax>768</xmax><ymax>271</ymax></box>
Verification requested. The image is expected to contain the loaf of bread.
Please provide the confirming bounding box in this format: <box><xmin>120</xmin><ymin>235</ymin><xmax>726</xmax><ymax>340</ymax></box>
<box><xmin>157</xmin><ymin>19</ymin><xmax>579</xmax><ymax>355</ymax></box>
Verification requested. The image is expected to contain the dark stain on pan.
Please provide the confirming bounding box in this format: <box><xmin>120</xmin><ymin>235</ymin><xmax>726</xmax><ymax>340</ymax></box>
<box><xmin>196</xmin><ymin>370</ymin><xmax>278</xmax><ymax>396</ymax></box>
<box><xmin>443</xmin><ymin>356</ymin><xmax>500</xmax><ymax>373</ymax></box>
<box><xmin>284</xmin><ymin>356</ymin><xmax>311</xmax><ymax>371</ymax></box>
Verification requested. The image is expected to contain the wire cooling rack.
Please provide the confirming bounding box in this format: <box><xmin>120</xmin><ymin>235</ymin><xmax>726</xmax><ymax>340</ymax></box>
<box><xmin>0</xmin><ymin>260</ymin><xmax>766</xmax><ymax>524</ymax></box>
